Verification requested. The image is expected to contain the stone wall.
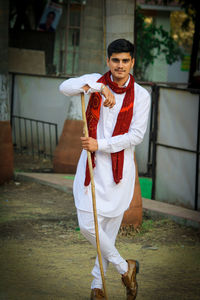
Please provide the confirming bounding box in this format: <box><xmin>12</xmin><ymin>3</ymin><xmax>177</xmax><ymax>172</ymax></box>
<box><xmin>0</xmin><ymin>0</ymin><xmax>9</xmax><ymax>121</ymax></box>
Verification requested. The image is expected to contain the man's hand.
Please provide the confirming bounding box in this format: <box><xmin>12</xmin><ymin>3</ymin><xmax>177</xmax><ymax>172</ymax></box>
<box><xmin>82</xmin><ymin>84</ymin><xmax>90</xmax><ymax>93</ymax></box>
<box><xmin>81</xmin><ymin>137</ymin><xmax>98</xmax><ymax>152</ymax></box>
<box><xmin>101</xmin><ymin>85</ymin><xmax>116</xmax><ymax>108</ymax></box>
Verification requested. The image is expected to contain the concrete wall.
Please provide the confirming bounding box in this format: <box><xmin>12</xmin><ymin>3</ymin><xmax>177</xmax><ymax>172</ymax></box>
<box><xmin>0</xmin><ymin>0</ymin><xmax>14</xmax><ymax>183</ymax></box>
<box><xmin>11</xmin><ymin>74</ymin><xmax>89</xmax><ymax>155</ymax></box>
<box><xmin>0</xmin><ymin>0</ymin><xmax>9</xmax><ymax>121</ymax></box>
<box><xmin>79</xmin><ymin>0</ymin><xmax>135</xmax><ymax>74</ymax></box>
<box><xmin>13</xmin><ymin>75</ymin><xmax>74</xmax><ymax>137</ymax></box>
<box><xmin>106</xmin><ymin>0</ymin><xmax>135</xmax><ymax>46</ymax></box>
<box><xmin>12</xmin><ymin>74</ymin><xmax>149</xmax><ymax>174</ymax></box>
<box><xmin>167</xmin><ymin>59</ymin><xmax>189</xmax><ymax>83</ymax></box>
<box><xmin>105</xmin><ymin>0</ymin><xmax>135</xmax><ymax>71</ymax></box>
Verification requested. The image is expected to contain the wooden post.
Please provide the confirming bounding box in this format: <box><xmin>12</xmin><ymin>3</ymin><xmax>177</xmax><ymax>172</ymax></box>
<box><xmin>81</xmin><ymin>93</ymin><xmax>108</xmax><ymax>300</ymax></box>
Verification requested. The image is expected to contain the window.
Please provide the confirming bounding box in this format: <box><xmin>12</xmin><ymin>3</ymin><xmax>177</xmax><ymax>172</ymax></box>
<box><xmin>54</xmin><ymin>0</ymin><xmax>82</xmax><ymax>75</ymax></box>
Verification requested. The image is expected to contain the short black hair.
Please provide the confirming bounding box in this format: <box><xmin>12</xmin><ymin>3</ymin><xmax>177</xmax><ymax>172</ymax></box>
<box><xmin>107</xmin><ymin>39</ymin><xmax>134</xmax><ymax>59</ymax></box>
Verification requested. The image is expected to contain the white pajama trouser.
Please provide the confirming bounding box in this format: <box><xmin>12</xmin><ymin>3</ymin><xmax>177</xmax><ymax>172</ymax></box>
<box><xmin>77</xmin><ymin>209</ymin><xmax>128</xmax><ymax>289</ymax></box>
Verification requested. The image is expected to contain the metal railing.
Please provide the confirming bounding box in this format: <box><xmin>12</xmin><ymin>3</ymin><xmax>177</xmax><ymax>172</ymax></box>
<box><xmin>12</xmin><ymin>115</ymin><xmax>58</xmax><ymax>160</ymax></box>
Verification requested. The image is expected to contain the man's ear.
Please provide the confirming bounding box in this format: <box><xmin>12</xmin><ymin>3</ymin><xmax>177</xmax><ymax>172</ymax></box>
<box><xmin>131</xmin><ymin>58</ymin><xmax>135</xmax><ymax>68</ymax></box>
<box><xmin>107</xmin><ymin>57</ymin><xmax>110</xmax><ymax>67</ymax></box>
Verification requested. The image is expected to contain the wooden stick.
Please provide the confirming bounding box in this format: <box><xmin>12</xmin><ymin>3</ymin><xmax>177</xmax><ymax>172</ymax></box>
<box><xmin>81</xmin><ymin>93</ymin><xmax>108</xmax><ymax>300</ymax></box>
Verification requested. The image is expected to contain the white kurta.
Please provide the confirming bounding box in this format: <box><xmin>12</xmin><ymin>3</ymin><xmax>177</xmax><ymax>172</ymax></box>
<box><xmin>59</xmin><ymin>73</ymin><xmax>150</xmax><ymax>217</ymax></box>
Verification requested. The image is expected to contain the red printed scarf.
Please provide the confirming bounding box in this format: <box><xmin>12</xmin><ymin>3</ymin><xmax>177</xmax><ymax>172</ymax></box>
<box><xmin>84</xmin><ymin>70</ymin><xmax>135</xmax><ymax>186</ymax></box>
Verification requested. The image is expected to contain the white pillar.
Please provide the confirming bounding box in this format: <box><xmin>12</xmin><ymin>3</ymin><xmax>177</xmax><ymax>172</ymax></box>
<box><xmin>106</xmin><ymin>0</ymin><xmax>135</xmax><ymax>47</ymax></box>
<box><xmin>79</xmin><ymin>0</ymin><xmax>104</xmax><ymax>74</ymax></box>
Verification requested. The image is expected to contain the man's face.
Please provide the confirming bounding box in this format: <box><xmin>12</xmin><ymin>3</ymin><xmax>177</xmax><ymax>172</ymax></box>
<box><xmin>107</xmin><ymin>52</ymin><xmax>134</xmax><ymax>84</ymax></box>
<box><xmin>47</xmin><ymin>13</ymin><xmax>55</xmax><ymax>26</ymax></box>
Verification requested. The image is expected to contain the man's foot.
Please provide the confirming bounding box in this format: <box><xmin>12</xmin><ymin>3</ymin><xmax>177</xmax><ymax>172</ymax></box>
<box><xmin>90</xmin><ymin>288</ymin><xmax>105</xmax><ymax>300</ymax></box>
<box><xmin>121</xmin><ymin>259</ymin><xmax>139</xmax><ymax>300</ymax></box>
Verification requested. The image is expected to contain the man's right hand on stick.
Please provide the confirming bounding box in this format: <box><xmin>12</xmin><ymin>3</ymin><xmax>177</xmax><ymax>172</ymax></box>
<box><xmin>82</xmin><ymin>84</ymin><xmax>116</xmax><ymax>109</ymax></box>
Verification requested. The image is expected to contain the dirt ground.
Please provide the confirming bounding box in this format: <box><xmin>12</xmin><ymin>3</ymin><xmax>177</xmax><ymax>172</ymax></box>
<box><xmin>14</xmin><ymin>152</ymin><xmax>53</xmax><ymax>173</ymax></box>
<box><xmin>0</xmin><ymin>154</ymin><xmax>200</xmax><ymax>300</ymax></box>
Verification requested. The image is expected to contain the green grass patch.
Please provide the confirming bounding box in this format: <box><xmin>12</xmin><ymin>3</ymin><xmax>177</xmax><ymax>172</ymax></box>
<box><xmin>63</xmin><ymin>175</ymin><xmax>75</xmax><ymax>180</ymax></box>
<box><xmin>141</xmin><ymin>219</ymin><xmax>154</xmax><ymax>231</ymax></box>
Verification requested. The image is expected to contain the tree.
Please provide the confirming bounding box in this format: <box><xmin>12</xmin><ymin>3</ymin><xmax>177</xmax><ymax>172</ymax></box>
<box><xmin>134</xmin><ymin>6</ymin><xmax>183</xmax><ymax>81</ymax></box>
<box><xmin>181</xmin><ymin>0</ymin><xmax>200</xmax><ymax>87</ymax></box>
<box><xmin>142</xmin><ymin>0</ymin><xmax>200</xmax><ymax>87</ymax></box>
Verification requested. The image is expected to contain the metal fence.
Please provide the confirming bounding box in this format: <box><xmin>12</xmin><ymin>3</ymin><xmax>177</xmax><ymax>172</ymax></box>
<box><xmin>10</xmin><ymin>72</ymin><xmax>199</xmax><ymax>210</ymax></box>
<box><xmin>148</xmin><ymin>85</ymin><xmax>200</xmax><ymax>211</ymax></box>
<box><xmin>137</xmin><ymin>82</ymin><xmax>200</xmax><ymax>211</ymax></box>
<box><xmin>12</xmin><ymin>115</ymin><xmax>58</xmax><ymax>160</ymax></box>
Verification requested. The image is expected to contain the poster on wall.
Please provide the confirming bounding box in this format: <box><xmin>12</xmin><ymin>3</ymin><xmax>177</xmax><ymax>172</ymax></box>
<box><xmin>181</xmin><ymin>55</ymin><xmax>191</xmax><ymax>72</ymax></box>
<box><xmin>38</xmin><ymin>1</ymin><xmax>62</xmax><ymax>32</ymax></box>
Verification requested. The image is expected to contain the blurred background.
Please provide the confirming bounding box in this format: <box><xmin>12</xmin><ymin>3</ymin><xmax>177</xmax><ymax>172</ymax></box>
<box><xmin>0</xmin><ymin>0</ymin><xmax>199</xmax><ymax>212</ymax></box>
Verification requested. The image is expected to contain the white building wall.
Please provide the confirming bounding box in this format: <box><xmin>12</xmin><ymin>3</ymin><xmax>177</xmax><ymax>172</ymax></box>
<box><xmin>12</xmin><ymin>74</ymin><xmax>86</xmax><ymax>137</ymax></box>
<box><xmin>148</xmin><ymin>11</ymin><xmax>170</xmax><ymax>82</ymax></box>
<box><xmin>167</xmin><ymin>59</ymin><xmax>189</xmax><ymax>83</ymax></box>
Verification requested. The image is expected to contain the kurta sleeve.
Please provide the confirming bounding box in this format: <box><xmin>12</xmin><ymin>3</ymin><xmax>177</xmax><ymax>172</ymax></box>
<box><xmin>59</xmin><ymin>73</ymin><xmax>102</xmax><ymax>96</ymax></box>
<box><xmin>97</xmin><ymin>85</ymin><xmax>151</xmax><ymax>153</ymax></box>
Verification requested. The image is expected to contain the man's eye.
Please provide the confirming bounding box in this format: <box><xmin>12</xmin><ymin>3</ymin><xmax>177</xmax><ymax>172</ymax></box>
<box><xmin>112</xmin><ymin>59</ymin><xmax>119</xmax><ymax>62</ymax></box>
<box><xmin>123</xmin><ymin>60</ymin><xmax>130</xmax><ymax>63</ymax></box>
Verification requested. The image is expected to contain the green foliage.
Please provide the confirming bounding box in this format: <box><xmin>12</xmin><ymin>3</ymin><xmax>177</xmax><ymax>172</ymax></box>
<box><xmin>144</xmin><ymin>0</ymin><xmax>198</xmax><ymax>21</ymax></box>
<box><xmin>135</xmin><ymin>7</ymin><xmax>183</xmax><ymax>80</ymax></box>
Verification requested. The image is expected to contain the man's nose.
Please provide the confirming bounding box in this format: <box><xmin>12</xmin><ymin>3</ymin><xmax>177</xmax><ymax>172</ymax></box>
<box><xmin>118</xmin><ymin>60</ymin><xmax>123</xmax><ymax>67</ymax></box>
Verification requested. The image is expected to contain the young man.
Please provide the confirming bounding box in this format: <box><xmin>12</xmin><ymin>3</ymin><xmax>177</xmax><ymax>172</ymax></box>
<box><xmin>59</xmin><ymin>39</ymin><xmax>150</xmax><ymax>300</ymax></box>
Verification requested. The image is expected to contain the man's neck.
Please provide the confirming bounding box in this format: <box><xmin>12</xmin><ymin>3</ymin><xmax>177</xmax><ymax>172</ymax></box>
<box><xmin>112</xmin><ymin>74</ymin><xmax>129</xmax><ymax>87</ymax></box>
